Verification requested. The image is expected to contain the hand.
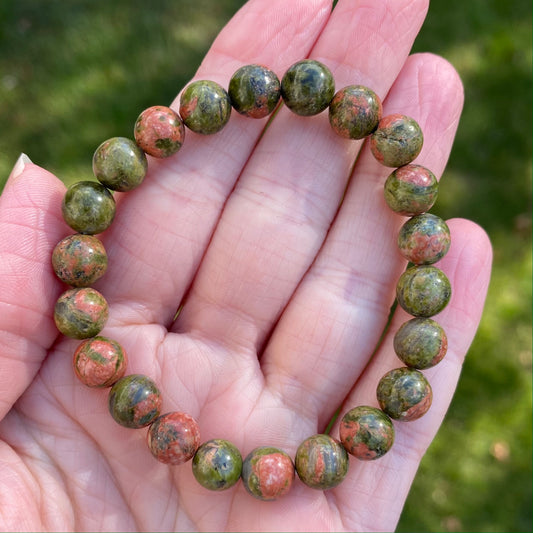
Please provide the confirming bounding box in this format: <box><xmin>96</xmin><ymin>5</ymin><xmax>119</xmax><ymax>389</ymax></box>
<box><xmin>0</xmin><ymin>0</ymin><xmax>492</xmax><ymax>531</ymax></box>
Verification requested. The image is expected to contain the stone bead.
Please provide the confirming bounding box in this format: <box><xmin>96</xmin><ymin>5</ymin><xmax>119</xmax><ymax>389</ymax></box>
<box><xmin>384</xmin><ymin>164</ymin><xmax>439</xmax><ymax>216</ymax></box>
<box><xmin>328</xmin><ymin>85</ymin><xmax>382</xmax><ymax>139</ymax></box>
<box><xmin>108</xmin><ymin>374</ymin><xmax>162</xmax><ymax>429</ymax></box>
<box><xmin>241</xmin><ymin>446</ymin><xmax>295</xmax><ymax>501</ymax></box>
<box><xmin>52</xmin><ymin>233</ymin><xmax>107</xmax><ymax>287</ymax></box>
<box><xmin>147</xmin><ymin>412</ymin><xmax>200</xmax><ymax>465</ymax></box>
<box><xmin>73</xmin><ymin>335</ymin><xmax>127</xmax><ymax>387</ymax></box>
<box><xmin>398</xmin><ymin>213</ymin><xmax>451</xmax><ymax>265</ymax></box>
<box><xmin>134</xmin><ymin>106</ymin><xmax>185</xmax><ymax>158</ymax></box>
<box><xmin>93</xmin><ymin>137</ymin><xmax>148</xmax><ymax>192</ymax></box>
<box><xmin>179</xmin><ymin>80</ymin><xmax>231</xmax><ymax>135</ymax></box>
<box><xmin>54</xmin><ymin>287</ymin><xmax>108</xmax><ymax>339</ymax></box>
<box><xmin>294</xmin><ymin>434</ymin><xmax>349</xmax><ymax>490</ymax></box>
<box><xmin>281</xmin><ymin>59</ymin><xmax>335</xmax><ymax>116</ymax></box>
<box><xmin>228</xmin><ymin>64</ymin><xmax>281</xmax><ymax>118</ymax></box>
<box><xmin>62</xmin><ymin>181</ymin><xmax>116</xmax><ymax>235</ymax></box>
<box><xmin>192</xmin><ymin>439</ymin><xmax>243</xmax><ymax>491</ymax></box>
<box><xmin>370</xmin><ymin>114</ymin><xmax>423</xmax><ymax>167</ymax></box>
<box><xmin>376</xmin><ymin>367</ymin><xmax>432</xmax><ymax>421</ymax></box>
<box><xmin>396</xmin><ymin>265</ymin><xmax>451</xmax><ymax>318</ymax></box>
<box><xmin>339</xmin><ymin>406</ymin><xmax>395</xmax><ymax>460</ymax></box>
<box><xmin>394</xmin><ymin>317</ymin><xmax>448</xmax><ymax>369</ymax></box>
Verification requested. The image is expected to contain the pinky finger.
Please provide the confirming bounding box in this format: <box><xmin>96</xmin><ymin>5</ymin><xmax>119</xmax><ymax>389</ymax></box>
<box><xmin>331</xmin><ymin>218</ymin><xmax>492</xmax><ymax>531</ymax></box>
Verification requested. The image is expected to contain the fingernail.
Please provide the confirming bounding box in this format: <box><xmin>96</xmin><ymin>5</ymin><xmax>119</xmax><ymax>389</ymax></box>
<box><xmin>11</xmin><ymin>153</ymin><xmax>32</xmax><ymax>179</ymax></box>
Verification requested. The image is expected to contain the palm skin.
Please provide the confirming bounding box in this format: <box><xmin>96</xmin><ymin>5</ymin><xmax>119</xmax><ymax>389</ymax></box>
<box><xmin>0</xmin><ymin>0</ymin><xmax>492</xmax><ymax>531</ymax></box>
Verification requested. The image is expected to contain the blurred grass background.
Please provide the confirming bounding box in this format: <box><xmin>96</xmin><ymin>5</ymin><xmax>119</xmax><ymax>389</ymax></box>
<box><xmin>0</xmin><ymin>0</ymin><xmax>531</xmax><ymax>531</ymax></box>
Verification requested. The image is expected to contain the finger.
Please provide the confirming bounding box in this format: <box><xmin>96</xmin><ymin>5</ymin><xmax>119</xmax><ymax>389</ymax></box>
<box><xmin>0</xmin><ymin>158</ymin><xmax>66</xmax><ymax>420</ymax></box>
<box><xmin>264</xmin><ymin>52</ymin><xmax>465</xmax><ymax>426</ymax></box>
<box><xmin>172</xmin><ymin>0</ymin><xmax>430</xmax><ymax>353</ymax></box>
<box><xmin>331</xmin><ymin>219</ymin><xmax>492</xmax><ymax>532</ymax></box>
<box><xmin>97</xmin><ymin>0</ymin><xmax>332</xmax><ymax>327</ymax></box>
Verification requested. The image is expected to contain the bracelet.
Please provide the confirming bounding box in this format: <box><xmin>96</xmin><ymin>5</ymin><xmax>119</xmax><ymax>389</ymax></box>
<box><xmin>51</xmin><ymin>59</ymin><xmax>451</xmax><ymax>501</ymax></box>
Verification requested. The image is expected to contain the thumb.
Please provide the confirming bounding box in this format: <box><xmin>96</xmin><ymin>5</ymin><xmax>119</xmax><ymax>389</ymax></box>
<box><xmin>0</xmin><ymin>154</ymin><xmax>66</xmax><ymax>420</ymax></box>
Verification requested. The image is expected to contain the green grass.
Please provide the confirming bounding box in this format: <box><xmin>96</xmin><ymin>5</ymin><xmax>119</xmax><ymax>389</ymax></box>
<box><xmin>0</xmin><ymin>1</ymin><xmax>531</xmax><ymax>531</ymax></box>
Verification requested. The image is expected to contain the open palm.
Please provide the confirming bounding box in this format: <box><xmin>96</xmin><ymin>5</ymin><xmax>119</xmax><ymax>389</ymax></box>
<box><xmin>0</xmin><ymin>0</ymin><xmax>491</xmax><ymax>531</ymax></box>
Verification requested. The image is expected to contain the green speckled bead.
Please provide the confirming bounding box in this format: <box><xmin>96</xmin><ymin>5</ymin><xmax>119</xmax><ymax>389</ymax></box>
<box><xmin>370</xmin><ymin>114</ymin><xmax>423</xmax><ymax>167</ymax></box>
<box><xmin>394</xmin><ymin>317</ymin><xmax>448</xmax><ymax>369</ymax></box>
<box><xmin>62</xmin><ymin>181</ymin><xmax>116</xmax><ymax>235</ymax></box>
<box><xmin>228</xmin><ymin>64</ymin><xmax>281</xmax><ymax>118</ymax></box>
<box><xmin>241</xmin><ymin>446</ymin><xmax>294</xmax><ymax>501</ymax></box>
<box><xmin>328</xmin><ymin>85</ymin><xmax>382</xmax><ymax>139</ymax></box>
<box><xmin>93</xmin><ymin>137</ymin><xmax>148</xmax><ymax>192</ymax></box>
<box><xmin>54</xmin><ymin>287</ymin><xmax>108</xmax><ymax>339</ymax></box>
<box><xmin>295</xmin><ymin>434</ymin><xmax>348</xmax><ymax>490</ymax></box>
<box><xmin>384</xmin><ymin>164</ymin><xmax>439</xmax><ymax>216</ymax></box>
<box><xmin>192</xmin><ymin>439</ymin><xmax>243</xmax><ymax>491</ymax></box>
<box><xmin>396</xmin><ymin>265</ymin><xmax>451</xmax><ymax>317</ymax></box>
<box><xmin>339</xmin><ymin>406</ymin><xmax>395</xmax><ymax>460</ymax></box>
<box><xmin>179</xmin><ymin>80</ymin><xmax>231</xmax><ymax>135</ymax></box>
<box><xmin>73</xmin><ymin>335</ymin><xmax>127</xmax><ymax>387</ymax></box>
<box><xmin>108</xmin><ymin>374</ymin><xmax>162</xmax><ymax>429</ymax></box>
<box><xmin>281</xmin><ymin>59</ymin><xmax>335</xmax><ymax>116</ymax></box>
<box><xmin>52</xmin><ymin>233</ymin><xmax>107</xmax><ymax>287</ymax></box>
<box><xmin>398</xmin><ymin>213</ymin><xmax>451</xmax><ymax>265</ymax></box>
<box><xmin>377</xmin><ymin>367</ymin><xmax>432</xmax><ymax>421</ymax></box>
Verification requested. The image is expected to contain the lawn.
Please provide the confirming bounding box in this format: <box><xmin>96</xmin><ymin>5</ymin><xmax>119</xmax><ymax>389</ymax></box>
<box><xmin>0</xmin><ymin>0</ymin><xmax>531</xmax><ymax>531</ymax></box>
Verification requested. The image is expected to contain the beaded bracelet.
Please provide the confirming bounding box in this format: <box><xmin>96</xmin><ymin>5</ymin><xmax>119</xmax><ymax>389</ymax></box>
<box><xmin>51</xmin><ymin>59</ymin><xmax>451</xmax><ymax>501</ymax></box>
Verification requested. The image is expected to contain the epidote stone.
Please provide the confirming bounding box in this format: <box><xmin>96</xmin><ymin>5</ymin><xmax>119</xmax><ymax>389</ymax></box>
<box><xmin>393</xmin><ymin>317</ymin><xmax>448</xmax><ymax>369</ymax></box>
<box><xmin>370</xmin><ymin>114</ymin><xmax>423</xmax><ymax>167</ymax></box>
<box><xmin>398</xmin><ymin>213</ymin><xmax>451</xmax><ymax>265</ymax></box>
<box><xmin>377</xmin><ymin>367</ymin><xmax>432</xmax><ymax>421</ymax></box>
<box><xmin>396</xmin><ymin>265</ymin><xmax>452</xmax><ymax>318</ymax></box>
<box><xmin>228</xmin><ymin>64</ymin><xmax>281</xmax><ymax>118</ymax></box>
<box><xmin>134</xmin><ymin>106</ymin><xmax>185</xmax><ymax>158</ymax></box>
<box><xmin>281</xmin><ymin>59</ymin><xmax>335</xmax><ymax>116</ymax></box>
<box><xmin>73</xmin><ymin>335</ymin><xmax>127</xmax><ymax>387</ymax></box>
<box><xmin>52</xmin><ymin>233</ymin><xmax>107</xmax><ymax>287</ymax></box>
<box><xmin>329</xmin><ymin>85</ymin><xmax>382</xmax><ymax>139</ymax></box>
<box><xmin>108</xmin><ymin>374</ymin><xmax>162</xmax><ymax>429</ymax></box>
<box><xmin>294</xmin><ymin>434</ymin><xmax>349</xmax><ymax>490</ymax></box>
<box><xmin>54</xmin><ymin>287</ymin><xmax>108</xmax><ymax>339</ymax></box>
<box><xmin>147</xmin><ymin>412</ymin><xmax>200</xmax><ymax>465</ymax></box>
<box><xmin>62</xmin><ymin>181</ymin><xmax>116</xmax><ymax>235</ymax></box>
<box><xmin>179</xmin><ymin>80</ymin><xmax>232</xmax><ymax>135</ymax></box>
<box><xmin>241</xmin><ymin>446</ymin><xmax>295</xmax><ymax>501</ymax></box>
<box><xmin>192</xmin><ymin>439</ymin><xmax>243</xmax><ymax>491</ymax></box>
<box><xmin>339</xmin><ymin>406</ymin><xmax>395</xmax><ymax>460</ymax></box>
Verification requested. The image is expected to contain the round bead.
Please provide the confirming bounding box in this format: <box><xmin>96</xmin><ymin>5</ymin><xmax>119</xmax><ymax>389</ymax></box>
<box><xmin>92</xmin><ymin>137</ymin><xmax>147</xmax><ymax>192</ymax></box>
<box><xmin>339</xmin><ymin>406</ymin><xmax>395</xmax><ymax>460</ymax></box>
<box><xmin>241</xmin><ymin>446</ymin><xmax>295</xmax><ymax>501</ymax></box>
<box><xmin>192</xmin><ymin>439</ymin><xmax>243</xmax><ymax>491</ymax></box>
<box><xmin>147</xmin><ymin>412</ymin><xmax>200</xmax><ymax>465</ymax></box>
<box><xmin>384</xmin><ymin>164</ymin><xmax>439</xmax><ymax>216</ymax></box>
<box><xmin>396</xmin><ymin>265</ymin><xmax>452</xmax><ymax>317</ymax></box>
<box><xmin>134</xmin><ymin>106</ymin><xmax>185</xmax><ymax>158</ymax></box>
<box><xmin>376</xmin><ymin>367</ymin><xmax>432</xmax><ymax>421</ymax></box>
<box><xmin>370</xmin><ymin>114</ymin><xmax>423</xmax><ymax>167</ymax></box>
<box><xmin>179</xmin><ymin>80</ymin><xmax>231</xmax><ymax>135</ymax></box>
<box><xmin>228</xmin><ymin>64</ymin><xmax>281</xmax><ymax>118</ymax></box>
<box><xmin>73</xmin><ymin>335</ymin><xmax>127</xmax><ymax>387</ymax></box>
<box><xmin>394</xmin><ymin>317</ymin><xmax>448</xmax><ymax>369</ymax></box>
<box><xmin>62</xmin><ymin>181</ymin><xmax>116</xmax><ymax>235</ymax></box>
<box><xmin>280</xmin><ymin>59</ymin><xmax>335</xmax><ymax>116</ymax></box>
<box><xmin>398</xmin><ymin>213</ymin><xmax>451</xmax><ymax>265</ymax></box>
<box><xmin>328</xmin><ymin>85</ymin><xmax>382</xmax><ymax>139</ymax></box>
<box><xmin>54</xmin><ymin>287</ymin><xmax>108</xmax><ymax>339</ymax></box>
<box><xmin>108</xmin><ymin>374</ymin><xmax>162</xmax><ymax>429</ymax></box>
<box><xmin>294</xmin><ymin>434</ymin><xmax>349</xmax><ymax>490</ymax></box>
<box><xmin>52</xmin><ymin>233</ymin><xmax>107</xmax><ymax>287</ymax></box>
